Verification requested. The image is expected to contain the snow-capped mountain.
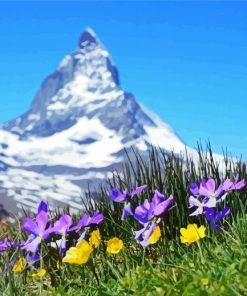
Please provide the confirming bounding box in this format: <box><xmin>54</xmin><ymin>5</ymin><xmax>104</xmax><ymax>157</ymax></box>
<box><xmin>0</xmin><ymin>28</ymin><xmax>188</xmax><ymax>214</ymax></box>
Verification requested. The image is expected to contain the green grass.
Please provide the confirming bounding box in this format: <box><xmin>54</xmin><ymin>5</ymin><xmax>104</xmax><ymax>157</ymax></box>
<box><xmin>0</xmin><ymin>144</ymin><xmax>247</xmax><ymax>295</ymax></box>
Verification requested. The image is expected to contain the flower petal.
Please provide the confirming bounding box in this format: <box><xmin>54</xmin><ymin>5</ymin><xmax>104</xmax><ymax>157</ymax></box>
<box><xmin>36</xmin><ymin>211</ymin><xmax>48</xmax><ymax>233</ymax></box>
<box><xmin>110</xmin><ymin>188</ymin><xmax>127</xmax><ymax>202</ymax></box>
<box><xmin>199</xmin><ymin>184</ymin><xmax>211</xmax><ymax>198</ymax></box>
<box><xmin>210</xmin><ymin>221</ymin><xmax>222</xmax><ymax>232</ymax></box>
<box><xmin>134</xmin><ymin>204</ymin><xmax>150</xmax><ymax>224</ymax></box>
<box><xmin>131</xmin><ymin>185</ymin><xmax>147</xmax><ymax>198</ymax></box>
<box><xmin>37</xmin><ymin>201</ymin><xmax>48</xmax><ymax>214</ymax></box>
<box><xmin>180</xmin><ymin>228</ymin><xmax>187</xmax><ymax>236</ymax></box>
<box><xmin>215</xmin><ymin>184</ymin><xmax>224</xmax><ymax>197</ymax></box>
<box><xmin>22</xmin><ymin>218</ymin><xmax>39</xmax><ymax>236</ymax></box>
<box><xmin>215</xmin><ymin>207</ymin><xmax>230</xmax><ymax>222</ymax></box>
<box><xmin>204</xmin><ymin>208</ymin><xmax>215</xmax><ymax>221</ymax></box>
<box><xmin>152</xmin><ymin>195</ymin><xmax>174</xmax><ymax>216</ymax></box>
<box><xmin>234</xmin><ymin>179</ymin><xmax>246</xmax><ymax>190</ymax></box>
<box><xmin>217</xmin><ymin>192</ymin><xmax>228</xmax><ymax>203</ymax></box>
<box><xmin>189</xmin><ymin>183</ymin><xmax>199</xmax><ymax>196</ymax></box>
<box><xmin>203</xmin><ymin>197</ymin><xmax>217</xmax><ymax>208</ymax></box>
<box><xmin>27</xmin><ymin>253</ymin><xmax>40</xmax><ymax>263</ymax></box>
<box><xmin>77</xmin><ymin>229</ymin><xmax>87</xmax><ymax>243</ymax></box>
<box><xmin>206</xmin><ymin>178</ymin><xmax>215</xmax><ymax>192</ymax></box>
<box><xmin>222</xmin><ymin>178</ymin><xmax>233</xmax><ymax>191</ymax></box>
<box><xmin>134</xmin><ymin>223</ymin><xmax>149</xmax><ymax>240</ymax></box>
<box><xmin>90</xmin><ymin>211</ymin><xmax>104</xmax><ymax>225</ymax></box>
<box><xmin>189</xmin><ymin>207</ymin><xmax>203</xmax><ymax>216</ymax></box>
<box><xmin>198</xmin><ymin>225</ymin><xmax>206</xmax><ymax>238</ymax></box>
<box><xmin>121</xmin><ymin>203</ymin><xmax>133</xmax><ymax>220</ymax></box>
<box><xmin>43</xmin><ymin>227</ymin><xmax>54</xmax><ymax>239</ymax></box>
<box><xmin>189</xmin><ymin>196</ymin><xmax>201</xmax><ymax>208</ymax></box>
<box><xmin>142</xmin><ymin>222</ymin><xmax>156</xmax><ymax>242</ymax></box>
<box><xmin>22</xmin><ymin>236</ymin><xmax>41</xmax><ymax>253</ymax></box>
<box><xmin>74</xmin><ymin>214</ymin><xmax>91</xmax><ymax>231</ymax></box>
<box><xmin>151</xmin><ymin>190</ymin><xmax>165</xmax><ymax>207</ymax></box>
<box><xmin>60</xmin><ymin>237</ymin><xmax>67</xmax><ymax>254</ymax></box>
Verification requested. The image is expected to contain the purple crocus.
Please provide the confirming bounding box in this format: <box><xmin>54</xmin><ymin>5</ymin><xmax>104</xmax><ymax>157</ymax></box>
<box><xmin>134</xmin><ymin>190</ymin><xmax>175</xmax><ymax>247</ymax></box>
<box><xmin>21</xmin><ymin>201</ymin><xmax>53</xmax><ymax>253</ymax></box>
<box><xmin>110</xmin><ymin>185</ymin><xmax>147</xmax><ymax>220</ymax></box>
<box><xmin>71</xmin><ymin>210</ymin><xmax>104</xmax><ymax>243</ymax></box>
<box><xmin>52</xmin><ymin>214</ymin><xmax>72</xmax><ymax>253</ymax></box>
<box><xmin>204</xmin><ymin>207</ymin><xmax>230</xmax><ymax>232</ymax></box>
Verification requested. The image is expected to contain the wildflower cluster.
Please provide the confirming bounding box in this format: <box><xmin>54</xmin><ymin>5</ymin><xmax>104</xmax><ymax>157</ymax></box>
<box><xmin>111</xmin><ymin>185</ymin><xmax>176</xmax><ymax>247</ymax></box>
<box><xmin>0</xmin><ymin>201</ymin><xmax>106</xmax><ymax>278</ymax></box>
<box><xmin>189</xmin><ymin>174</ymin><xmax>245</xmax><ymax>231</ymax></box>
<box><xmin>0</xmin><ymin>174</ymin><xmax>245</xmax><ymax>281</ymax></box>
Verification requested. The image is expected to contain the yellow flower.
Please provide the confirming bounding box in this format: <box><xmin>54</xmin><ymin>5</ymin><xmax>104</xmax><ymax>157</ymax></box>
<box><xmin>12</xmin><ymin>258</ymin><xmax>27</xmax><ymax>273</ymax></box>
<box><xmin>32</xmin><ymin>269</ymin><xmax>46</xmax><ymax>281</ymax></box>
<box><xmin>107</xmin><ymin>237</ymin><xmax>123</xmax><ymax>254</ymax></box>
<box><xmin>180</xmin><ymin>224</ymin><xmax>206</xmax><ymax>245</ymax></box>
<box><xmin>63</xmin><ymin>240</ymin><xmax>93</xmax><ymax>265</ymax></box>
<box><xmin>201</xmin><ymin>278</ymin><xmax>209</xmax><ymax>286</ymax></box>
<box><xmin>89</xmin><ymin>229</ymin><xmax>101</xmax><ymax>248</ymax></box>
<box><xmin>147</xmin><ymin>225</ymin><xmax>161</xmax><ymax>244</ymax></box>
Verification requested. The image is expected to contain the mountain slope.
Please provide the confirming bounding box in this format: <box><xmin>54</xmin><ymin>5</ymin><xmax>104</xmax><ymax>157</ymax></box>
<box><xmin>0</xmin><ymin>28</ymin><xmax>187</xmax><ymax>214</ymax></box>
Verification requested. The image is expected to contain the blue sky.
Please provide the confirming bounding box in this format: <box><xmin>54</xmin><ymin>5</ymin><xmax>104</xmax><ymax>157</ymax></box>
<box><xmin>0</xmin><ymin>1</ymin><xmax>246</xmax><ymax>159</ymax></box>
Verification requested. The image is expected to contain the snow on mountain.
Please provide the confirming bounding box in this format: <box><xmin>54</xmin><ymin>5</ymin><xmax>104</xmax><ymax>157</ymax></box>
<box><xmin>0</xmin><ymin>28</ymin><xmax>188</xmax><ymax>214</ymax></box>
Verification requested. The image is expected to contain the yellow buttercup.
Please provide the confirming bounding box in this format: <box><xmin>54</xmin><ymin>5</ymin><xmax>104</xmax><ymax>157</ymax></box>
<box><xmin>63</xmin><ymin>240</ymin><xmax>93</xmax><ymax>265</ymax></box>
<box><xmin>180</xmin><ymin>224</ymin><xmax>206</xmax><ymax>245</ymax></box>
<box><xmin>106</xmin><ymin>237</ymin><xmax>123</xmax><ymax>254</ymax></box>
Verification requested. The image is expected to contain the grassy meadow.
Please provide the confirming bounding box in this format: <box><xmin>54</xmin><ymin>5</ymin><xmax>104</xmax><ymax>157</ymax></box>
<box><xmin>0</xmin><ymin>145</ymin><xmax>247</xmax><ymax>296</ymax></box>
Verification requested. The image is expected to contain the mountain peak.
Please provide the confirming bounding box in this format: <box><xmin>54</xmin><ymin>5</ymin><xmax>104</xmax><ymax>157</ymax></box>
<box><xmin>0</xmin><ymin>26</ymin><xmax>188</xmax><ymax>214</ymax></box>
<box><xmin>78</xmin><ymin>27</ymin><xmax>99</xmax><ymax>48</ymax></box>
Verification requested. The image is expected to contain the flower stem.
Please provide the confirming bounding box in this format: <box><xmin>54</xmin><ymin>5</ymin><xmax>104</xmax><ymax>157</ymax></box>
<box><xmin>142</xmin><ymin>248</ymin><xmax>146</xmax><ymax>265</ymax></box>
<box><xmin>196</xmin><ymin>241</ymin><xmax>205</xmax><ymax>265</ymax></box>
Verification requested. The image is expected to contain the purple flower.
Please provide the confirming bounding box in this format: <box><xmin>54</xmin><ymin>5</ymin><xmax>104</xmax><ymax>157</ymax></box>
<box><xmin>121</xmin><ymin>203</ymin><xmax>133</xmax><ymax>220</ymax></box>
<box><xmin>0</xmin><ymin>238</ymin><xmax>12</xmax><ymax>252</ymax></box>
<box><xmin>134</xmin><ymin>222</ymin><xmax>157</xmax><ymax>248</ymax></box>
<box><xmin>110</xmin><ymin>185</ymin><xmax>147</xmax><ymax>202</ymax></box>
<box><xmin>189</xmin><ymin>183</ymin><xmax>199</xmax><ymax>196</ymax></box>
<box><xmin>21</xmin><ymin>206</ymin><xmax>53</xmax><ymax>253</ymax></box>
<box><xmin>134</xmin><ymin>191</ymin><xmax>175</xmax><ymax>247</ymax></box>
<box><xmin>189</xmin><ymin>175</ymin><xmax>245</xmax><ymax>213</ymax></box>
<box><xmin>188</xmin><ymin>196</ymin><xmax>205</xmax><ymax>216</ymax></box>
<box><xmin>110</xmin><ymin>185</ymin><xmax>147</xmax><ymax>220</ymax></box>
<box><xmin>134</xmin><ymin>190</ymin><xmax>174</xmax><ymax>224</ymax></box>
<box><xmin>27</xmin><ymin>252</ymin><xmax>40</xmax><ymax>263</ymax></box>
<box><xmin>199</xmin><ymin>178</ymin><xmax>224</xmax><ymax>208</ymax></box>
<box><xmin>204</xmin><ymin>207</ymin><xmax>230</xmax><ymax>232</ymax></box>
<box><xmin>10</xmin><ymin>242</ymin><xmax>18</xmax><ymax>248</ymax></box>
<box><xmin>71</xmin><ymin>210</ymin><xmax>104</xmax><ymax>243</ymax></box>
<box><xmin>52</xmin><ymin>214</ymin><xmax>72</xmax><ymax>253</ymax></box>
<box><xmin>222</xmin><ymin>174</ymin><xmax>246</xmax><ymax>192</ymax></box>
<box><xmin>37</xmin><ymin>201</ymin><xmax>48</xmax><ymax>213</ymax></box>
